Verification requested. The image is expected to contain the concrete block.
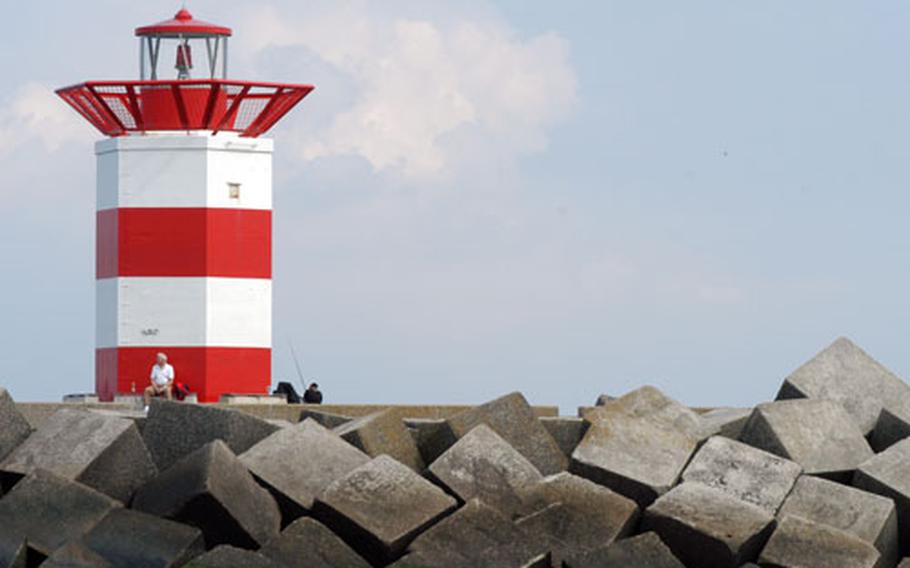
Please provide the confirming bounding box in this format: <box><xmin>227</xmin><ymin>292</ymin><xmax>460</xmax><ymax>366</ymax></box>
<box><xmin>79</xmin><ymin>509</ymin><xmax>204</xmax><ymax>568</ymax></box>
<box><xmin>399</xmin><ymin>498</ymin><xmax>547</xmax><ymax>568</ymax></box>
<box><xmin>334</xmin><ymin>409</ymin><xmax>425</xmax><ymax>471</ymax></box>
<box><xmin>584</xmin><ymin>386</ymin><xmax>702</xmax><ymax>439</ymax></box>
<box><xmin>258</xmin><ymin>518</ymin><xmax>369</xmax><ymax>568</ymax></box>
<box><xmin>219</xmin><ymin>394</ymin><xmax>287</xmax><ymax>405</ymax></box>
<box><xmin>405</xmin><ymin>418</ymin><xmax>458</xmax><ymax>466</ymax></box>
<box><xmin>0</xmin><ymin>388</ymin><xmax>31</xmax><ymax>463</ymax></box>
<box><xmin>300</xmin><ymin>408</ymin><xmax>352</xmax><ymax>429</ymax></box>
<box><xmin>446</xmin><ymin>392</ymin><xmax>567</xmax><ymax>475</ymax></box>
<box><xmin>182</xmin><ymin>545</ymin><xmax>283</xmax><ymax>568</ymax></box>
<box><xmin>313</xmin><ymin>455</ymin><xmax>457</xmax><ymax>565</ymax></box>
<box><xmin>62</xmin><ymin>394</ymin><xmax>100</xmax><ymax>404</ymax></box>
<box><xmin>696</xmin><ymin>407</ymin><xmax>752</xmax><ymax>441</ymax></box>
<box><xmin>777</xmin><ymin>336</ymin><xmax>909</xmax><ymax>435</ymax></box>
<box><xmin>539</xmin><ymin>416</ymin><xmax>588</xmax><ymax>458</ymax></box>
<box><xmin>428</xmin><ymin>424</ymin><xmax>543</xmax><ymax>517</ymax></box>
<box><xmin>240</xmin><ymin>419</ymin><xmax>370</xmax><ymax>519</ymax></box>
<box><xmin>779</xmin><ymin>475</ymin><xmax>898</xmax><ymax>568</ymax></box>
<box><xmin>899</xmin><ymin>559</ymin><xmax>910</xmax><ymax>568</ymax></box>
<box><xmin>563</xmin><ymin>532</ymin><xmax>684</xmax><ymax>568</ymax></box>
<box><xmin>0</xmin><ymin>470</ymin><xmax>120</xmax><ymax>557</ymax></box>
<box><xmin>0</xmin><ymin>537</ymin><xmax>29</xmax><ymax>568</ymax></box>
<box><xmin>738</xmin><ymin>399</ymin><xmax>873</xmax><ymax>481</ymax></box>
<box><xmin>759</xmin><ymin>515</ymin><xmax>880</xmax><ymax>568</ymax></box>
<box><xmin>681</xmin><ymin>436</ymin><xmax>801</xmax><ymax>514</ymax></box>
<box><xmin>0</xmin><ymin>408</ymin><xmax>156</xmax><ymax>502</ymax></box>
<box><xmin>39</xmin><ymin>542</ymin><xmax>113</xmax><ymax>568</ymax></box>
<box><xmin>854</xmin><ymin>437</ymin><xmax>910</xmax><ymax>554</ymax></box>
<box><xmin>641</xmin><ymin>482</ymin><xmax>776</xmax><ymax>568</ymax></box>
<box><xmin>516</xmin><ymin>472</ymin><xmax>638</xmax><ymax>557</ymax></box>
<box><xmin>143</xmin><ymin>399</ymin><xmax>280</xmax><ymax>471</ymax></box>
<box><xmin>133</xmin><ymin>440</ymin><xmax>281</xmax><ymax>549</ymax></box>
<box><xmin>570</xmin><ymin>411</ymin><xmax>697</xmax><ymax>507</ymax></box>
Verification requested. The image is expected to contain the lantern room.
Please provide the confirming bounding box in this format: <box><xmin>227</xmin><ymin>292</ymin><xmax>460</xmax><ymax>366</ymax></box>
<box><xmin>135</xmin><ymin>8</ymin><xmax>232</xmax><ymax>81</ymax></box>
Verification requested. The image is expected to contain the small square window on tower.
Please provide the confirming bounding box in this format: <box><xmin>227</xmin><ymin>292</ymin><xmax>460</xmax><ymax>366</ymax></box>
<box><xmin>228</xmin><ymin>182</ymin><xmax>241</xmax><ymax>199</ymax></box>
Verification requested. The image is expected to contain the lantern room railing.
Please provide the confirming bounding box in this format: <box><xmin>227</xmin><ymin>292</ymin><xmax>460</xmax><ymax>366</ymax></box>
<box><xmin>56</xmin><ymin>80</ymin><xmax>314</xmax><ymax>138</ymax></box>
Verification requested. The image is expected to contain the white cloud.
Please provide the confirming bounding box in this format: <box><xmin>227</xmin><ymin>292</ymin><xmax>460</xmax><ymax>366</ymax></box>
<box><xmin>0</xmin><ymin>82</ymin><xmax>92</xmax><ymax>155</ymax></box>
<box><xmin>242</xmin><ymin>3</ymin><xmax>577</xmax><ymax>181</ymax></box>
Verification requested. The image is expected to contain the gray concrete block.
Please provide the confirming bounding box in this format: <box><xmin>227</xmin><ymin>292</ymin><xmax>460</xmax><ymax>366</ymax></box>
<box><xmin>563</xmin><ymin>532</ymin><xmax>684</xmax><ymax>568</ymax></box>
<box><xmin>779</xmin><ymin>475</ymin><xmax>898</xmax><ymax>568</ymax></box>
<box><xmin>854</xmin><ymin>437</ymin><xmax>910</xmax><ymax>555</ymax></box>
<box><xmin>240</xmin><ymin>419</ymin><xmax>370</xmax><ymax>520</ymax></box>
<box><xmin>570</xmin><ymin>411</ymin><xmax>697</xmax><ymax>507</ymax></box>
<box><xmin>738</xmin><ymin>399</ymin><xmax>873</xmax><ymax>481</ymax></box>
<box><xmin>399</xmin><ymin>498</ymin><xmax>547</xmax><ymax>568</ymax></box>
<box><xmin>182</xmin><ymin>545</ymin><xmax>283</xmax><ymax>568</ymax></box>
<box><xmin>696</xmin><ymin>407</ymin><xmax>752</xmax><ymax>441</ymax></box>
<box><xmin>641</xmin><ymin>482</ymin><xmax>776</xmax><ymax>568</ymax></box>
<box><xmin>539</xmin><ymin>416</ymin><xmax>588</xmax><ymax>458</ymax></box>
<box><xmin>0</xmin><ymin>408</ymin><xmax>156</xmax><ymax>503</ymax></box>
<box><xmin>446</xmin><ymin>392</ymin><xmax>567</xmax><ymax>475</ymax></box>
<box><xmin>0</xmin><ymin>388</ymin><xmax>31</xmax><ymax>464</ymax></box>
<box><xmin>516</xmin><ymin>472</ymin><xmax>638</xmax><ymax>557</ymax></box>
<box><xmin>405</xmin><ymin>418</ymin><xmax>458</xmax><ymax>466</ymax></box>
<box><xmin>0</xmin><ymin>470</ymin><xmax>120</xmax><ymax>557</ymax></box>
<box><xmin>142</xmin><ymin>400</ymin><xmax>280</xmax><ymax>471</ymax></box>
<box><xmin>428</xmin><ymin>424</ymin><xmax>543</xmax><ymax>517</ymax></box>
<box><xmin>871</xmin><ymin>400</ymin><xmax>910</xmax><ymax>452</ymax></box>
<box><xmin>777</xmin><ymin>337</ymin><xmax>909</xmax><ymax>435</ymax></box>
<box><xmin>79</xmin><ymin>509</ymin><xmax>204</xmax><ymax>568</ymax></box>
<box><xmin>681</xmin><ymin>436</ymin><xmax>801</xmax><ymax>515</ymax></box>
<box><xmin>132</xmin><ymin>440</ymin><xmax>281</xmax><ymax>549</ymax></box>
<box><xmin>584</xmin><ymin>386</ymin><xmax>702</xmax><ymax>440</ymax></box>
<box><xmin>300</xmin><ymin>408</ymin><xmax>353</xmax><ymax>429</ymax></box>
<box><xmin>313</xmin><ymin>455</ymin><xmax>457</xmax><ymax>565</ymax></box>
<box><xmin>39</xmin><ymin>542</ymin><xmax>113</xmax><ymax>567</ymax></box>
<box><xmin>899</xmin><ymin>559</ymin><xmax>910</xmax><ymax>568</ymax></box>
<box><xmin>334</xmin><ymin>409</ymin><xmax>425</xmax><ymax>471</ymax></box>
<box><xmin>259</xmin><ymin>517</ymin><xmax>369</xmax><ymax>568</ymax></box>
<box><xmin>759</xmin><ymin>515</ymin><xmax>880</xmax><ymax>568</ymax></box>
<box><xmin>0</xmin><ymin>537</ymin><xmax>29</xmax><ymax>568</ymax></box>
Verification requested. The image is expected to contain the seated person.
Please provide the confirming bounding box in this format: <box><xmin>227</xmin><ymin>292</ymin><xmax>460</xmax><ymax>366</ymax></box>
<box><xmin>303</xmin><ymin>382</ymin><xmax>323</xmax><ymax>404</ymax></box>
<box><xmin>144</xmin><ymin>352</ymin><xmax>175</xmax><ymax>411</ymax></box>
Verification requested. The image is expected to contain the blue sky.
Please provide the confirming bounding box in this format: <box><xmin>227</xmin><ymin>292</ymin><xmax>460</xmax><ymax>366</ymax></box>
<box><xmin>1</xmin><ymin>1</ymin><xmax>909</xmax><ymax>413</ymax></box>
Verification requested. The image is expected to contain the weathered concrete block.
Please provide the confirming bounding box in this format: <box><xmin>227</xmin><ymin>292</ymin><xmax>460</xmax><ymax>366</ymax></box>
<box><xmin>641</xmin><ymin>482</ymin><xmax>775</xmax><ymax>568</ymax></box>
<box><xmin>428</xmin><ymin>424</ymin><xmax>543</xmax><ymax>517</ymax></box>
<box><xmin>0</xmin><ymin>537</ymin><xmax>29</xmax><ymax>568</ymax></box>
<box><xmin>79</xmin><ymin>509</ymin><xmax>204</xmax><ymax>568</ymax></box>
<box><xmin>133</xmin><ymin>440</ymin><xmax>281</xmax><ymax>549</ymax></box>
<box><xmin>570</xmin><ymin>411</ymin><xmax>697</xmax><ymax>507</ymax></box>
<box><xmin>539</xmin><ymin>416</ymin><xmax>588</xmax><ymax>458</ymax></box>
<box><xmin>182</xmin><ymin>545</ymin><xmax>283</xmax><ymax>568</ymax></box>
<box><xmin>777</xmin><ymin>337</ymin><xmax>909</xmax><ymax>435</ymax></box>
<box><xmin>397</xmin><ymin>498</ymin><xmax>546</xmax><ymax>568</ymax></box>
<box><xmin>259</xmin><ymin>517</ymin><xmax>369</xmax><ymax>568</ymax></box>
<box><xmin>854</xmin><ymin>437</ymin><xmax>910</xmax><ymax>554</ymax></box>
<box><xmin>405</xmin><ymin>418</ymin><xmax>458</xmax><ymax>466</ymax></box>
<box><xmin>872</xmin><ymin>400</ymin><xmax>910</xmax><ymax>452</ymax></box>
<box><xmin>0</xmin><ymin>470</ymin><xmax>120</xmax><ymax>557</ymax></box>
<box><xmin>899</xmin><ymin>559</ymin><xmax>910</xmax><ymax>568</ymax></box>
<box><xmin>334</xmin><ymin>409</ymin><xmax>425</xmax><ymax>471</ymax></box>
<box><xmin>39</xmin><ymin>542</ymin><xmax>113</xmax><ymax>567</ymax></box>
<box><xmin>240</xmin><ymin>419</ymin><xmax>370</xmax><ymax>519</ymax></box>
<box><xmin>696</xmin><ymin>407</ymin><xmax>752</xmax><ymax>441</ymax></box>
<box><xmin>300</xmin><ymin>408</ymin><xmax>352</xmax><ymax>429</ymax></box>
<box><xmin>681</xmin><ymin>436</ymin><xmax>801</xmax><ymax>514</ymax></box>
<box><xmin>563</xmin><ymin>532</ymin><xmax>684</xmax><ymax>568</ymax></box>
<box><xmin>0</xmin><ymin>388</ymin><xmax>32</xmax><ymax>463</ymax></box>
<box><xmin>143</xmin><ymin>400</ymin><xmax>280</xmax><ymax>471</ymax></box>
<box><xmin>738</xmin><ymin>399</ymin><xmax>873</xmax><ymax>481</ymax></box>
<box><xmin>779</xmin><ymin>475</ymin><xmax>898</xmax><ymax>568</ymax></box>
<box><xmin>516</xmin><ymin>472</ymin><xmax>638</xmax><ymax>557</ymax></box>
<box><xmin>584</xmin><ymin>386</ymin><xmax>702</xmax><ymax>439</ymax></box>
<box><xmin>446</xmin><ymin>392</ymin><xmax>567</xmax><ymax>475</ymax></box>
<box><xmin>0</xmin><ymin>408</ymin><xmax>156</xmax><ymax>502</ymax></box>
<box><xmin>313</xmin><ymin>455</ymin><xmax>457</xmax><ymax>565</ymax></box>
<box><xmin>759</xmin><ymin>515</ymin><xmax>880</xmax><ymax>568</ymax></box>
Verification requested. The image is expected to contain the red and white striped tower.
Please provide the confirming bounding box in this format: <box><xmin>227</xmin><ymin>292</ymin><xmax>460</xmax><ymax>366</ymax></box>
<box><xmin>57</xmin><ymin>9</ymin><xmax>314</xmax><ymax>401</ymax></box>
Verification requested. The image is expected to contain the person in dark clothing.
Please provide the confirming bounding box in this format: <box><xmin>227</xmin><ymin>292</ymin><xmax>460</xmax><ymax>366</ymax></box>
<box><xmin>303</xmin><ymin>382</ymin><xmax>323</xmax><ymax>404</ymax></box>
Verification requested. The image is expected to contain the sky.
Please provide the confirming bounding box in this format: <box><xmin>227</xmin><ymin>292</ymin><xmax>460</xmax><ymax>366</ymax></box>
<box><xmin>1</xmin><ymin>1</ymin><xmax>909</xmax><ymax>414</ymax></box>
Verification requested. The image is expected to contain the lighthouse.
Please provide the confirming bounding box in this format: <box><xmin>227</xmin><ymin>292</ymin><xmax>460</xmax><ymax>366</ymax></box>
<box><xmin>56</xmin><ymin>9</ymin><xmax>314</xmax><ymax>402</ymax></box>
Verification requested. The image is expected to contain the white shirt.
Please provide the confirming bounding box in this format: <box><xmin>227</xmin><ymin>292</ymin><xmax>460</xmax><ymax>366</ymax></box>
<box><xmin>151</xmin><ymin>363</ymin><xmax>174</xmax><ymax>387</ymax></box>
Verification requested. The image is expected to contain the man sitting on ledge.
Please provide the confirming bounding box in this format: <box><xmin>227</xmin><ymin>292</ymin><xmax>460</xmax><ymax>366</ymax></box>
<box><xmin>144</xmin><ymin>352</ymin><xmax>174</xmax><ymax>412</ymax></box>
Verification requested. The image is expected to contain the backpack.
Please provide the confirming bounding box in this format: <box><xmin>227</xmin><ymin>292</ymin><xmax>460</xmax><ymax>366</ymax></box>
<box><xmin>273</xmin><ymin>382</ymin><xmax>302</xmax><ymax>404</ymax></box>
<box><xmin>172</xmin><ymin>382</ymin><xmax>191</xmax><ymax>401</ymax></box>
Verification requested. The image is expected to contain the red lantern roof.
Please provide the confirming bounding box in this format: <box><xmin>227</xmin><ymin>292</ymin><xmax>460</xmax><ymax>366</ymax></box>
<box><xmin>135</xmin><ymin>9</ymin><xmax>232</xmax><ymax>38</ymax></box>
